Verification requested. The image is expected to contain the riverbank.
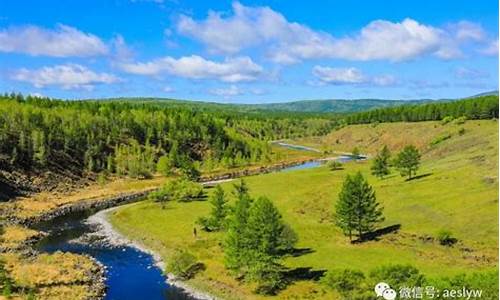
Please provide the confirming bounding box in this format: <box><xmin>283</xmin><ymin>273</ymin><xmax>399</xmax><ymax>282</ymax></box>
<box><xmin>88</xmin><ymin>207</ymin><xmax>216</xmax><ymax>300</ymax></box>
<box><xmin>0</xmin><ymin>225</ymin><xmax>106</xmax><ymax>300</ymax></box>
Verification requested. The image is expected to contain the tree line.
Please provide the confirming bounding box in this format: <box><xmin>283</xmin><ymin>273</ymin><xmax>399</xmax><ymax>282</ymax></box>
<box><xmin>344</xmin><ymin>95</ymin><xmax>498</xmax><ymax>124</ymax></box>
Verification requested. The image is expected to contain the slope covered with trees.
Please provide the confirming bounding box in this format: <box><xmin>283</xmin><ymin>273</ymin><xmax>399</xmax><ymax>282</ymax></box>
<box><xmin>0</xmin><ymin>93</ymin><xmax>336</xmax><ymax>198</ymax></box>
<box><xmin>344</xmin><ymin>95</ymin><xmax>498</xmax><ymax>124</ymax></box>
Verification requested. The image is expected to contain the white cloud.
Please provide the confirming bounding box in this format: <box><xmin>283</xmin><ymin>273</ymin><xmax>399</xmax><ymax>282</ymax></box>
<box><xmin>119</xmin><ymin>55</ymin><xmax>263</xmax><ymax>82</ymax></box>
<box><xmin>0</xmin><ymin>24</ymin><xmax>108</xmax><ymax>57</ymax></box>
<box><xmin>11</xmin><ymin>64</ymin><xmax>119</xmax><ymax>90</ymax></box>
<box><xmin>163</xmin><ymin>86</ymin><xmax>175</xmax><ymax>93</ymax></box>
<box><xmin>454</xmin><ymin>67</ymin><xmax>489</xmax><ymax>79</ymax></box>
<box><xmin>312</xmin><ymin>66</ymin><xmax>396</xmax><ymax>86</ymax></box>
<box><xmin>479</xmin><ymin>39</ymin><xmax>499</xmax><ymax>56</ymax></box>
<box><xmin>372</xmin><ymin>75</ymin><xmax>398</xmax><ymax>86</ymax></box>
<box><xmin>312</xmin><ymin>66</ymin><xmax>365</xmax><ymax>84</ymax></box>
<box><xmin>209</xmin><ymin>85</ymin><xmax>243</xmax><ymax>97</ymax></box>
<box><xmin>111</xmin><ymin>35</ymin><xmax>134</xmax><ymax>61</ymax></box>
<box><xmin>452</xmin><ymin>21</ymin><xmax>486</xmax><ymax>42</ymax></box>
<box><xmin>177</xmin><ymin>2</ymin><xmax>492</xmax><ymax>63</ymax></box>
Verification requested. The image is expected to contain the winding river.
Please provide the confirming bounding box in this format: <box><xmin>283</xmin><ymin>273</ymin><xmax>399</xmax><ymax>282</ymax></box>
<box><xmin>33</xmin><ymin>147</ymin><xmax>356</xmax><ymax>300</ymax></box>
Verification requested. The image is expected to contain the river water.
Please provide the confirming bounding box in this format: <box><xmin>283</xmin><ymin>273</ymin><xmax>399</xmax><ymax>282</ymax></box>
<box><xmin>34</xmin><ymin>208</ymin><xmax>195</xmax><ymax>300</ymax></box>
<box><xmin>34</xmin><ymin>150</ymin><xmax>355</xmax><ymax>300</ymax></box>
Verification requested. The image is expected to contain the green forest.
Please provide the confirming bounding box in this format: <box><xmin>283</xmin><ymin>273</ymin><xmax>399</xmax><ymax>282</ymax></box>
<box><xmin>0</xmin><ymin>93</ymin><xmax>335</xmax><ymax>181</ymax></box>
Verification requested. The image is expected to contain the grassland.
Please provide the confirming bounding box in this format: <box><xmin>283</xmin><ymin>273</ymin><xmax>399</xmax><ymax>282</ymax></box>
<box><xmin>109</xmin><ymin>120</ymin><xmax>498</xmax><ymax>299</ymax></box>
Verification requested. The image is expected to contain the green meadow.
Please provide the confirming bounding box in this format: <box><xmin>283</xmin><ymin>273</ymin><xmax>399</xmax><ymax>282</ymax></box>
<box><xmin>109</xmin><ymin>120</ymin><xmax>498</xmax><ymax>299</ymax></box>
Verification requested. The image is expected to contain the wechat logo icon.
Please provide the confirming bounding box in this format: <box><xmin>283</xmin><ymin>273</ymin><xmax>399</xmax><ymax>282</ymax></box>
<box><xmin>375</xmin><ymin>282</ymin><xmax>397</xmax><ymax>300</ymax></box>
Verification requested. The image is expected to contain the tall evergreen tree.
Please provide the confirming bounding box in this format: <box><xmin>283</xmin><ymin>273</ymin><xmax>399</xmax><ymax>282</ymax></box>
<box><xmin>245</xmin><ymin>196</ymin><xmax>287</xmax><ymax>293</ymax></box>
<box><xmin>335</xmin><ymin>172</ymin><xmax>384</xmax><ymax>241</ymax></box>
<box><xmin>198</xmin><ymin>185</ymin><xmax>228</xmax><ymax>231</ymax></box>
<box><xmin>394</xmin><ymin>145</ymin><xmax>421</xmax><ymax>180</ymax></box>
<box><xmin>224</xmin><ymin>181</ymin><xmax>253</xmax><ymax>273</ymax></box>
<box><xmin>371</xmin><ymin>145</ymin><xmax>391</xmax><ymax>178</ymax></box>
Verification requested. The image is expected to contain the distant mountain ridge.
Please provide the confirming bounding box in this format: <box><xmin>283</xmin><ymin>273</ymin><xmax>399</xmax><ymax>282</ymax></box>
<box><xmin>87</xmin><ymin>91</ymin><xmax>498</xmax><ymax>114</ymax></box>
<box><xmin>248</xmin><ymin>99</ymin><xmax>432</xmax><ymax>113</ymax></box>
<box><xmin>245</xmin><ymin>91</ymin><xmax>498</xmax><ymax>113</ymax></box>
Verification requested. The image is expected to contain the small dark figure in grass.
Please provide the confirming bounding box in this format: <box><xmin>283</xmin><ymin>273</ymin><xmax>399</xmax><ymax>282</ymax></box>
<box><xmin>193</xmin><ymin>227</ymin><xmax>197</xmax><ymax>239</ymax></box>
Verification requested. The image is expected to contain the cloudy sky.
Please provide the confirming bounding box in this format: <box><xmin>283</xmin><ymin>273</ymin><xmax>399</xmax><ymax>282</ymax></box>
<box><xmin>0</xmin><ymin>0</ymin><xmax>498</xmax><ymax>103</ymax></box>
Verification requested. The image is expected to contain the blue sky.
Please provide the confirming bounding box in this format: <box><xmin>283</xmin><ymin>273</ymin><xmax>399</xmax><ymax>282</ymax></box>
<box><xmin>0</xmin><ymin>0</ymin><xmax>498</xmax><ymax>103</ymax></box>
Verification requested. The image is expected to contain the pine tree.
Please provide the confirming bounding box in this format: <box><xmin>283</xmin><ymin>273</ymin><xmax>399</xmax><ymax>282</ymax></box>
<box><xmin>224</xmin><ymin>194</ymin><xmax>296</xmax><ymax>294</ymax></box>
<box><xmin>371</xmin><ymin>145</ymin><xmax>391</xmax><ymax>178</ymax></box>
<box><xmin>32</xmin><ymin>130</ymin><xmax>47</xmax><ymax>166</ymax></box>
<box><xmin>335</xmin><ymin>172</ymin><xmax>384</xmax><ymax>241</ymax></box>
<box><xmin>224</xmin><ymin>182</ymin><xmax>252</xmax><ymax>273</ymax></box>
<box><xmin>394</xmin><ymin>145</ymin><xmax>421</xmax><ymax>180</ymax></box>
<box><xmin>245</xmin><ymin>197</ymin><xmax>286</xmax><ymax>293</ymax></box>
<box><xmin>198</xmin><ymin>185</ymin><xmax>228</xmax><ymax>231</ymax></box>
<box><xmin>232</xmin><ymin>179</ymin><xmax>249</xmax><ymax>201</ymax></box>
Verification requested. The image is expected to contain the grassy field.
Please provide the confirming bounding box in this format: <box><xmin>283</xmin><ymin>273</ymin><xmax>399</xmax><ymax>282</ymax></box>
<box><xmin>109</xmin><ymin>120</ymin><xmax>498</xmax><ymax>299</ymax></box>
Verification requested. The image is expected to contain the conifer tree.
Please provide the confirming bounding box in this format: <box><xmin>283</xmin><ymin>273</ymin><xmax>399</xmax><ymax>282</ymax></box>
<box><xmin>198</xmin><ymin>185</ymin><xmax>228</xmax><ymax>231</ymax></box>
<box><xmin>394</xmin><ymin>145</ymin><xmax>421</xmax><ymax>180</ymax></box>
<box><xmin>224</xmin><ymin>181</ymin><xmax>253</xmax><ymax>273</ymax></box>
<box><xmin>335</xmin><ymin>172</ymin><xmax>384</xmax><ymax>241</ymax></box>
<box><xmin>371</xmin><ymin>145</ymin><xmax>391</xmax><ymax>178</ymax></box>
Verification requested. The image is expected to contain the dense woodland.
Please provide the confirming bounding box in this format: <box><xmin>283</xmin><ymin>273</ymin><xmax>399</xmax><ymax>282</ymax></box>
<box><xmin>0</xmin><ymin>93</ymin><xmax>336</xmax><ymax>180</ymax></box>
<box><xmin>345</xmin><ymin>95</ymin><xmax>498</xmax><ymax>124</ymax></box>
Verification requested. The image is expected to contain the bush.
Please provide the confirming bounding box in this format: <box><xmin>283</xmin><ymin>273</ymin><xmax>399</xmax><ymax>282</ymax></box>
<box><xmin>430</xmin><ymin>134</ymin><xmax>452</xmax><ymax>146</ymax></box>
<box><xmin>321</xmin><ymin>269</ymin><xmax>366</xmax><ymax>294</ymax></box>
<box><xmin>97</xmin><ymin>172</ymin><xmax>107</xmax><ymax>186</ymax></box>
<box><xmin>436</xmin><ymin>229</ymin><xmax>457</xmax><ymax>246</ymax></box>
<box><xmin>151</xmin><ymin>177</ymin><xmax>204</xmax><ymax>208</ymax></box>
<box><xmin>458</xmin><ymin>128</ymin><xmax>466</xmax><ymax>135</ymax></box>
<box><xmin>369</xmin><ymin>264</ymin><xmax>425</xmax><ymax>292</ymax></box>
<box><xmin>251</xmin><ymin>264</ymin><xmax>285</xmax><ymax>295</ymax></box>
<box><xmin>167</xmin><ymin>250</ymin><xmax>204</xmax><ymax>279</ymax></box>
<box><xmin>441</xmin><ymin>116</ymin><xmax>454</xmax><ymax>125</ymax></box>
<box><xmin>429</xmin><ymin>271</ymin><xmax>498</xmax><ymax>299</ymax></box>
<box><xmin>277</xmin><ymin>223</ymin><xmax>298</xmax><ymax>253</ymax></box>
<box><xmin>156</xmin><ymin>156</ymin><xmax>174</xmax><ymax>176</ymax></box>
<box><xmin>327</xmin><ymin>160</ymin><xmax>343</xmax><ymax>171</ymax></box>
<box><xmin>453</xmin><ymin>116</ymin><xmax>467</xmax><ymax>125</ymax></box>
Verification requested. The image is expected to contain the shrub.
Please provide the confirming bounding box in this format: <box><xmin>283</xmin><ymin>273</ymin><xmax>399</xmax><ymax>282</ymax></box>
<box><xmin>277</xmin><ymin>223</ymin><xmax>298</xmax><ymax>253</ymax></box>
<box><xmin>167</xmin><ymin>250</ymin><xmax>204</xmax><ymax>279</ymax></box>
<box><xmin>151</xmin><ymin>177</ymin><xmax>204</xmax><ymax>208</ymax></box>
<box><xmin>429</xmin><ymin>271</ymin><xmax>498</xmax><ymax>299</ymax></box>
<box><xmin>441</xmin><ymin>116</ymin><xmax>454</xmax><ymax>125</ymax></box>
<box><xmin>430</xmin><ymin>134</ymin><xmax>452</xmax><ymax>146</ymax></box>
<box><xmin>369</xmin><ymin>264</ymin><xmax>425</xmax><ymax>292</ymax></box>
<box><xmin>321</xmin><ymin>269</ymin><xmax>366</xmax><ymax>294</ymax></box>
<box><xmin>458</xmin><ymin>128</ymin><xmax>466</xmax><ymax>135</ymax></box>
<box><xmin>436</xmin><ymin>229</ymin><xmax>457</xmax><ymax>246</ymax></box>
<box><xmin>327</xmin><ymin>160</ymin><xmax>343</xmax><ymax>171</ymax></box>
<box><xmin>97</xmin><ymin>172</ymin><xmax>107</xmax><ymax>186</ymax></box>
<box><xmin>156</xmin><ymin>156</ymin><xmax>174</xmax><ymax>176</ymax></box>
<box><xmin>252</xmin><ymin>264</ymin><xmax>285</xmax><ymax>295</ymax></box>
<box><xmin>453</xmin><ymin>116</ymin><xmax>467</xmax><ymax>125</ymax></box>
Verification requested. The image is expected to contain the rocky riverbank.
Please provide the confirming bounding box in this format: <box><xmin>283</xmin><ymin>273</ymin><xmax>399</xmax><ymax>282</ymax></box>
<box><xmin>0</xmin><ymin>189</ymin><xmax>160</xmax><ymax>299</ymax></box>
<box><xmin>89</xmin><ymin>207</ymin><xmax>216</xmax><ymax>300</ymax></box>
<box><xmin>5</xmin><ymin>189</ymin><xmax>156</xmax><ymax>226</ymax></box>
